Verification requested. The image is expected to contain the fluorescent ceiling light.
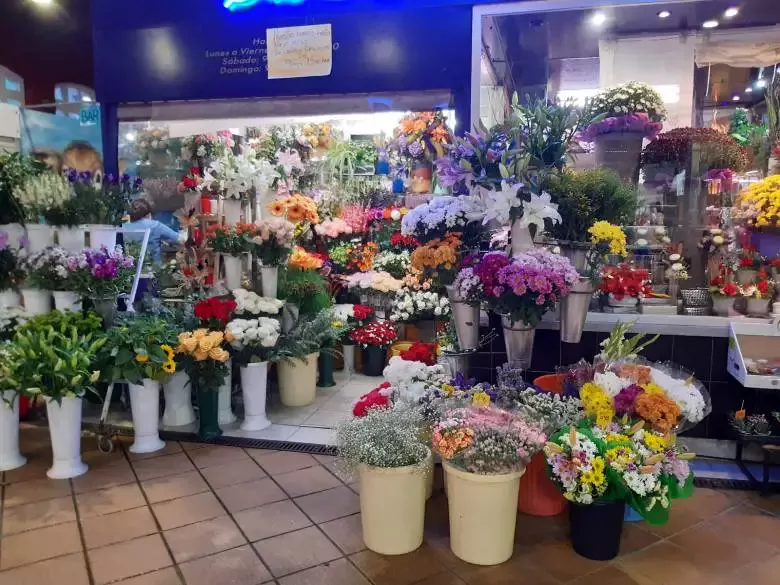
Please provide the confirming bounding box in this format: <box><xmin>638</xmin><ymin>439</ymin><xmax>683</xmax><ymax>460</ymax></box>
<box><xmin>125</xmin><ymin>133</ymin><xmax>136</xmax><ymax>142</ymax></box>
<box><xmin>702</xmin><ymin>20</ymin><xmax>719</xmax><ymax>29</ymax></box>
<box><xmin>657</xmin><ymin>10</ymin><xmax>671</xmax><ymax>19</ymax></box>
<box><xmin>724</xmin><ymin>7</ymin><xmax>739</xmax><ymax>18</ymax></box>
<box><xmin>81</xmin><ymin>95</ymin><xmax>92</xmax><ymax>103</ymax></box>
<box><xmin>30</xmin><ymin>0</ymin><xmax>54</xmax><ymax>5</ymax></box>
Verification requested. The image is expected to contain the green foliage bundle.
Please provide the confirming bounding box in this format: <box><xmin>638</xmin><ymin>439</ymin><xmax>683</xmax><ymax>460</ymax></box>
<box><xmin>0</xmin><ymin>152</ymin><xmax>46</xmax><ymax>224</ymax></box>
<box><xmin>279</xmin><ymin>267</ymin><xmax>329</xmax><ymax>315</ymax></box>
<box><xmin>98</xmin><ymin>315</ymin><xmax>179</xmax><ymax>383</ymax></box>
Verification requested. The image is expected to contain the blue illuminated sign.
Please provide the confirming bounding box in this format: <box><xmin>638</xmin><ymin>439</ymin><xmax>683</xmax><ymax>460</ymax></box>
<box><xmin>223</xmin><ymin>0</ymin><xmax>305</xmax><ymax>10</ymax></box>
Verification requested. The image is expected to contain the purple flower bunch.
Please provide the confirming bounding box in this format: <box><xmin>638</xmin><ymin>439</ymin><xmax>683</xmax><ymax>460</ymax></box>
<box><xmin>475</xmin><ymin>249</ymin><xmax>577</xmax><ymax>326</ymax></box>
<box><xmin>84</xmin><ymin>246</ymin><xmax>134</xmax><ymax>279</ymax></box>
<box><xmin>434</xmin><ymin>130</ymin><xmax>514</xmax><ymax>194</ymax></box>
<box><xmin>68</xmin><ymin>246</ymin><xmax>135</xmax><ymax>297</ymax></box>
<box><xmin>578</xmin><ymin>112</ymin><xmax>663</xmax><ymax>143</ymax></box>
<box><xmin>614</xmin><ymin>384</ymin><xmax>644</xmax><ymax>416</ymax></box>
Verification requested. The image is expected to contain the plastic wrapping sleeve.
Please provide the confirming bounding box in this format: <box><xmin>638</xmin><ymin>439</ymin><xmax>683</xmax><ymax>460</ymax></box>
<box><xmin>555</xmin><ymin>359</ymin><xmax>596</xmax><ymax>397</ymax></box>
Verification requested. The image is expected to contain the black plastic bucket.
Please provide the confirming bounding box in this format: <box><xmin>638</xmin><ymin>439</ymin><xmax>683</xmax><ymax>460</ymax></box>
<box><xmin>569</xmin><ymin>500</ymin><xmax>625</xmax><ymax>560</ymax></box>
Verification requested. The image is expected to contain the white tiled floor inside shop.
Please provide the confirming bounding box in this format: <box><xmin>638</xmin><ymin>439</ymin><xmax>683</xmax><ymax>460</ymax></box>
<box><xmin>87</xmin><ymin>371</ymin><xmax>376</xmax><ymax>447</ymax></box>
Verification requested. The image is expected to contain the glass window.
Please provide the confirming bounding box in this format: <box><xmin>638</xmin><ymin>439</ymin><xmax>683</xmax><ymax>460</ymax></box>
<box><xmin>4</xmin><ymin>78</ymin><xmax>21</xmax><ymax>92</ymax></box>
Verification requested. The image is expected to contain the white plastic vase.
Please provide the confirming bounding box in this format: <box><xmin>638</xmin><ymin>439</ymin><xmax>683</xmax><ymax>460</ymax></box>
<box><xmin>45</xmin><ymin>396</ymin><xmax>88</xmax><ymax>479</ymax></box>
<box><xmin>0</xmin><ymin>392</ymin><xmax>26</xmax><ymax>471</ymax></box>
<box><xmin>222</xmin><ymin>198</ymin><xmax>242</xmax><ymax>224</ymax></box>
<box><xmin>223</xmin><ymin>255</ymin><xmax>243</xmax><ymax>290</ymax></box>
<box><xmin>218</xmin><ymin>359</ymin><xmax>237</xmax><ymax>425</ymax></box>
<box><xmin>52</xmin><ymin>291</ymin><xmax>83</xmax><ymax>312</ymax></box>
<box><xmin>239</xmin><ymin>362</ymin><xmax>271</xmax><ymax>431</ymax></box>
<box><xmin>260</xmin><ymin>265</ymin><xmax>279</xmax><ymax>298</ymax></box>
<box><xmin>444</xmin><ymin>462</ymin><xmax>524</xmax><ymax>565</ymax></box>
<box><xmin>162</xmin><ymin>371</ymin><xmax>196</xmax><ymax>427</ymax></box>
<box><xmin>25</xmin><ymin>224</ymin><xmax>55</xmax><ymax>254</ymax></box>
<box><xmin>128</xmin><ymin>379</ymin><xmax>166</xmax><ymax>454</ymax></box>
<box><xmin>509</xmin><ymin>220</ymin><xmax>534</xmax><ymax>256</ymax></box>
<box><xmin>342</xmin><ymin>344</ymin><xmax>356</xmax><ymax>374</ymax></box>
<box><xmin>0</xmin><ymin>223</ymin><xmax>25</xmax><ymax>248</ymax></box>
<box><xmin>359</xmin><ymin>450</ymin><xmax>430</xmax><ymax>555</ymax></box>
<box><xmin>88</xmin><ymin>225</ymin><xmax>120</xmax><ymax>250</ymax></box>
<box><xmin>21</xmin><ymin>289</ymin><xmax>52</xmax><ymax>315</ymax></box>
<box><xmin>0</xmin><ymin>289</ymin><xmax>21</xmax><ymax>309</ymax></box>
<box><xmin>56</xmin><ymin>226</ymin><xmax>86</xmax><ymax>252</ymax></box>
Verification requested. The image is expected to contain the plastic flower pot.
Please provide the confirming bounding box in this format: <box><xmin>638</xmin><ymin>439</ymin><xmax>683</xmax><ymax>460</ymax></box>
<box><xmin>745</xmin><ymin>297</ymin><xmax>770</xmax><ymax>316</ymax></box>
<box><xmin>518</xmin><ymin>452</ymin><xmax>566</xmax><ymax>517</ymax></box>
<box><xmin>278</xmin><ymin>352</ymin><xmax>319</xmax><ymax>407</ymax></box>
<box><xmin>25</xmin><ymin>224</ymin><xmax>55</xmax><ymax>254</ymax></box>
<box><xmin>317</xmin><ymin>352</ymin><xmax>336</xmax><ymax>387</ymax></box>
<box><xmin>533</xmin><ymin>374</ymin><xmax>566</xmax><ymax>393</ymax></box>
<box><xmin>52</xmin><ymin>291</ymin><xmax>83</xmax><ymax>312</ymax></box>
<box><xmin>240</xmin><ymin>361</ymin><xmax>271</xmax><ymax>431</ymax></box>
<box><xmin>362</xmin><ymin>346</ymin><xmax>387</xmax><ymax>377</ymax></box>
<box><xmin>0</xmin><ymin>289</ymin><xmax>21</xmax><ymax>309</ymax></box>
<box><xmin>223</xmin><ymin>255</ymin><xmax>243</xmax><ymax>290</ymax></box>
<box><xmin>196</xmin><ymin>386</ymin><xmax>223</xmax><ymax>440</ymax></box>
<box><xmin>21</xmin><ymin>288</ymin><xmax>52</xmax><ymax>315</ymax></box>
<box><xmin>0</xmin><ymin>392</ymin><xmax>26</xmax><ymax>471</ymax></box>
<box><xmin>162</xmin><ymin>370</ymin><xmax>196</xmax><ymax>427</ymax></box>
<box><xmin>359</xmin><ymin>450</ymin><xmax>431</xmax><ymax>555</ymax></box>
<box><xmin>45</xmin><ymin>396</ymin><xmax>88</xmax><ymax>479</ymax></box>
<box><xmin>87</xmin><ymin>225</ymin><xmax>119</xmax><ymax>249</ymax></box>
<box><xmin>415</xmin><ymin>319</ymin><xmax>437</xmax><ymax>343</ymax></box>
<box><xmin>218</xmin><ymin>359</ymin><xmax>237</xmax><ymax>425</ymax></box>
<box><xmin>569</xmin><ymin>500</ymin><xmax>625</xmax><ymax>560</ymax></box>
<box><xmin>444</xmin><ymin>462</ymin><xmax>525</xmax><ymax>566</ymax></box>
<box><xmin>128</xmin><ymin>379</ymin><xmax>166</xmax><ymax>454</ymax></box>
<box><xmin>712</xmin><ymin>295</ymin><xmax>737</xmax><ymax>317</ymax></box>
<box><xmin>56</xmin><ymin>226</ymin><xmax>86</xmax><ymax>252</ymax></box>
<box><xmin>260</xmin><ymin>265</ymin><xmax>278</xmax><ymax>298</ymax></box>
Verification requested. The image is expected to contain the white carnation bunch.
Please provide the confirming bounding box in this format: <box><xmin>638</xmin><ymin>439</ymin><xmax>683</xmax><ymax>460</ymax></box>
<box><xmin>232</xmin><ymin>289</ymin><xmax>284</xmax><ymax>316</ymax></box>
<box><xmin>389</xmin><ymin>287</ymin><xmax>450</xmax><ymax>322</ymax></box>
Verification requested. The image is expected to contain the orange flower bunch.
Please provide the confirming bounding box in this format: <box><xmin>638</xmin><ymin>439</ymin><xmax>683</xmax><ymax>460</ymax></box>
<box><xmin>267</xmin><ymin>194</ymin><xmax>320</xmax><ymax>225</ymax></box>
<box><xmin>432</xmin><ymin>425</ymin><xmax>475</xmax><ymax>460</ymax></box>
<box><xmin>410</xmin><ymin>233</ymin><xmax>461</xmax><ymax>286</ymax></box>
<box><xmin>400</xmin><ymin>112</ymin><xmax>434</xmax><ymax>135</ymax></box>
<box><xmin>634</xmin><ymin>392</ymin><xmax>681</xmax><ymax>433</ymax></box>
<box><xmin>347</xmin><ymin>242</ymin><xmax>378</xmax><ymax>273</ymax></box>
<box><xmin>175</xmin><ymin>329</ymin><xmax>230</xmax><ymax>362</ymax></box>
<box><xmin>288</xmin><ymin>246</ymin><xmax>324</xmax><ymax>271</ymax></box>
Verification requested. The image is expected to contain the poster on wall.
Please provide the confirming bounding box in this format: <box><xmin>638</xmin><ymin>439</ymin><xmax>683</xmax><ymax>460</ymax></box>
<box><xmin>19</xmin><ymin>109</ymin><xmax>105</xmax><ymax>178</ymax></box>
<box><xmin>266</xmin><ymin>24</ymin><xmax>333</xmax><ymax>79</ymax></box>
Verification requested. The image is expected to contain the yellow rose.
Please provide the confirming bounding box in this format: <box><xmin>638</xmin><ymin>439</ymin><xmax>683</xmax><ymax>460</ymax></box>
<box><xmin>193</xmin><ymin>329</ymin><xmax>209</xmax><ymax>339</ymax></box>
<box><xmin>178</xmin><ymin>332</ymin><xmax>193</xmax><ymax>344</ymax></box>
<box><xmin>209</xmin><ymin>348</ymin><xmax>230</xmax><ymax>362</ymax></box>
<box><xmin>178</xmin><ymin>337</ymin><xmax>199</xmax><ymax>353</ymax></box>
<box><xmin>198</xmin><ymin>336</ymin><xmax>218</xmax><ymax>352</ymax></box>
<box><xmin>193</xmin><ymin>349</ymin><xmax>209</xmax><ymax>361</ymax></box>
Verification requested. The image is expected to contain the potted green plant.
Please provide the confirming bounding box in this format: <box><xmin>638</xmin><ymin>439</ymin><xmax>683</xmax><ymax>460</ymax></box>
<box><xmin>13</xmin><ymin>322</ymin><xmax>105</xmax><ymax>478</ymax></box>
<box><xmin>225</xmin><ymin>316</ymin><xmax>281</xmax><ymax>431</ymax></box>
<box><xmin>337</xmin><ymin>406</ymin><xmax>430</xmax><ymax>555</ymax></box>
<box><xmin>272</xmin><ymin>311</ymin><xmax>334</xmax><ymax>407</ymax></box>
<box><xmin>99</xmin><ymin>315</ymin><xmax>179</xmax><ymax>453</ymax></box>
<box><xmin>0</xmin><ymin>152</ymin><xmax>47</xmax><ymax>229</ymax></box>
<box><xmin>432</xmin><ymin>404</ymin><xmax>546</xmax><ymax>565</ymax></box>
<box><xmin>175</xmin><ymin>328</ymin><xmax>231</xmax><ymax>439</ymax></box>
<box><xmin>0</xmin><ymin>342</ymin><xmax>26</xmax><ymax>471</ymax></box>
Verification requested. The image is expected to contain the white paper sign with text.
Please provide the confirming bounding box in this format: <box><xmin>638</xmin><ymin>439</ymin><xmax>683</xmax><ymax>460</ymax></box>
<box><xmin>266</xmin><ymin>24</ymin><xmax>333</xmax><ymax>80</ymax></box>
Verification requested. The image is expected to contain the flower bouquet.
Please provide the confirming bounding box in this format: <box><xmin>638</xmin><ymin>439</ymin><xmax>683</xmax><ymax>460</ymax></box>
<box><xmin>194</xmin><ymin>296</ymin><xmax>236</xmax><ymax>329</ymax></box>
<box><xmin>578</xmin><ymin>112</ymin><xmax>663</xmax><ymax>143</ymax></box>
<box><xmin>175</xmin><ymin>329</ymin><xmax>231</xmax><ymax>439</ymax></box>
<box><xmin>205</xmin><ymin>224</ymin><xmax>257</xmax><ymax>256</ymax></box>
<box><xmin>393</xmin><ymin>111</ymin><xmax>451</xmax><ymax>163</ymax></box>
<box><xmin>313</xmin><ymin>217</ymin><xmax>353</xmax><ymax>239</ymax></box>
<box><xmin>99</xmin><ymin>315</ymin><xmax>178</xmax><ymax>453</ymax></box>
<box><xmin>182</xmin><ymin>131</ymin><xmax>233</xmax><ymax>161</ymax></box>
<box><xmin>433</xmin><ymin>404</ymin><xmax>546</xmax><ymax>565</ymax></box>
<box><xmin>586</xmin><ymin>82</ymin><xmax>666</xmax><ymax>125</ymax></box>
<box><xmin>346</xmin><ymin>242</ymin><xmax>378</xmax><ymax>273</ymax></box>
<box><xmin>383</xmin><ymin>355</ymin><xmax>449</xmax><ymax>404</ymax></box>
<box><xmin>389</xmin><ymin>287</ymin><xmax>450</xmax><ymax>326</ymax></box>
<box><xmin>267</xmin><ymin>193</ymin><xmax>319</xmax><ymax>225</ymax></box>
<box><xmin>350</xmin><ymin>321</ymin><xmax>397</xmax><ymax>376</ymax></box>
<box><xmin>641</xmin><ymin>127</ymin><xmax>749</xmax><ymax>175</ymax></box>
<box><xmin>400</xmin><ymin>196</ymin><xmax>482</xmax><ymax>243</ymax></box>
<box><xmin>409</xmin><ymin>233</ymin><xmax>461</xmax><ymax>288</ymax></box>
<box><xmin>336</xmin><ymin>406</ymin><xmax>430</xmax><ymax>555</ymax></box>
<box><xmin>435</xmin><ymin>128</ymin><xmax>515</xmax><ymax>195</ymax></box>
<box><xmin>545</xmin><ymin>421</ymin><xmax>694</xmax><ymax>560</ymax></box>
<box><xmin>232</xmin><ymin>289</ymin><xmax>284</xmax><ymax>317</ymax></box>
<box><xmin>709</xmin><ymin>273</ymin><xmax>741</xmax><ymax>317</ymax></box>
<box><xmin>371</xmin><ymin>250</ymin><xmax>410</xmax><ymax>280</ymax></box>
<box><xmin>599</xmin><ymin>264</ymin><xmax>651</xmax><ymax>308</ymax></box>
<box><xmin>733</xmin><ymin>175</ymin><xmax>780</xmax><ymax>233</ymax></box>
<box><xmin>287</xmin><ymin>246</ymin><xmax>324</xmax><ymax>271</ymax></box>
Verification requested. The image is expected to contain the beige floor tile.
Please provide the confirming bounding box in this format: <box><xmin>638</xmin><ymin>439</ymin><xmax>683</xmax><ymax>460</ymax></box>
<box><xmin>141</xmin><ymin>471</ymin><xmax>210</xmax><ymax>504</ymax></box>
<box><xmin>0</xmin><ymin>552</ymin><xmax>89</xmax><ymax>585</ymax></box>
<box><xmin>152</xmin><ymin>492</ymin><xmax>226</xmax><ymax>530</ymax></box>
<box><xmin>350</xmin><ymin>547</ymin><xmax>449</xmax><ymax>585</ymax></box>
<box><xmin>319</xmin><ymin>514</ymin><xmax>366</xmax><ymax>555</ymax></box>
<box><xmin>620</xmin><ymin>541</ymin><xmax>711</xmax><ymax>585</ymax></box>
<box><xmin>200</xmin><ymin>459</ymin><xmax>267</xmax><ymax>489</ymax></box>
<box><xmin>2</xmin><ymin>457</ymin><xmax>51</xmax><ymax>484</ymax></box>
<box><xmin>4</xmin><ymin>476</ymin><xmax>72</xmax><ymax>507</ymax></box>
<box><xmin>215</xmin><ymin>478</ymin><xmax>287</xmax><ymax>513</ymax></box>
<box><xmin>180</xmin><ymin>441</ymin><xmax>210</xmax><ymax>452</ymax></box>
<box><xmin>709</xmin><ymin>504</ymin><xmax>780</xmax><ymax>550</ymax></box>
<box><xmin>113</xmin><ymin>567</ymin><xmax>183</xmax><ymax>585</ymax></box>
<box><xmin>126</xmin><ymin>442</ymin><xmax>183</xmax><ymax>461</ymax></box>
<box><xmin>2</xmin><ymin>495</ymin><xmax>76</xmax><ymax>535</ymax></box>
<box><xmin>233</xmin><ymin>500</ymin><xmax>312</xmax><ymax>542</ymax></box>
<box><xmin>0</xmin><ymin>522</ymin><xmax>83</xmax><ymax>570</ymax></box>
<box><xmin>519</xmin><ymin>539</ymin><xmax>607</xmax><ymax>583</ymax></box>
<box><xmin>188</xmin><ymin>444</ymin><xmax>250</xmax><ymax>469</ymax></box>
<box><xmin>82</xmin><ymin>507</ymin><xmax>159</xmax><ymax>549</ymax></box>
<box><xmin>163</xmin><ymin>516</ymin><xmax>246</xmax><ymax>563</ymax></box>
<box><xmin>253</xmin><ymin>526</ymin><xmax>342</xmax><ymax>577</ymax></box>
<box><xmin>76</xmin><ymin>482</ymin><xmax>147</xmax><ymax>518</ymax></box>
<box><xmin>179</xmin><ymin>545</ymin><xmax>272</xmax><ymax>585</ymax></box>
<box><xmin>72</xmin><ymin>460</ymin><xmax>137</xmax><ymax>494</ymax></box>
<box><xmin>248</xmin><ymin>451</ymin><xmax>318</xmax><ymax>475</ymax></box>
<box><xmin>274</xmin><ymin>465</ymin><xmax>342</xmax><ymax>497</ymax></box>
<box><xmin>278</xmin><ymin>557</ymin><xmax>371</xmax><ymax>585</ymax></box>
<box><xmin>133</xmin><ymin>453</ymin><xmax>196</xmax><ymax>481</ymax></box>
<box><xmin>294</xmin><ymin>486</ymin><xmax>360</xmax><ymax>523</ymax></box>
<box><xmin>88</xmin><ymin>534</ymin><xmax>173</xmax><ymax>585</ymax></box>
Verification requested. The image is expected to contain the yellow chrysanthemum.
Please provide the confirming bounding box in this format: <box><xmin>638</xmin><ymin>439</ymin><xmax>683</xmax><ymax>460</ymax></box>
<box><xmin>471</xmin><ymin>391</ymin><xmax>491</xmax><ymax>407</ymax></box>
<box><xmin>588</xmin><ymin>221</ymin><xmax>628</xmax><ymax>256</ymax></box>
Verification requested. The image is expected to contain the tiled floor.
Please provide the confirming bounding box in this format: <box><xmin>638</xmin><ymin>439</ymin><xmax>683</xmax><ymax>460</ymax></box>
<box><xmin>3</xmin><ymin>427</ymin><xmax>780</xmax><ymax>585</ymax></box>
<box><xmin>84</xmin><ymin>371</ymin><xmax>379</xmax><ymax>447</ymax></box>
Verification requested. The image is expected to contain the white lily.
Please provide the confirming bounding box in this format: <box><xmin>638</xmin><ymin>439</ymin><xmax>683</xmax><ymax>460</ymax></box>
<box><xmin>517</xmin><ymin>191</ymin><xmax>562</xmax><ymax>232</ymax></box>
<box><xmin>481</xmin><ymin>181</ymin><xmax>523</xmax><ymax>226</ymax></box>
